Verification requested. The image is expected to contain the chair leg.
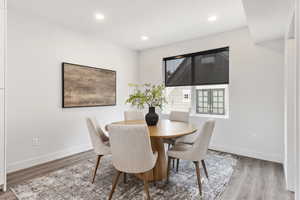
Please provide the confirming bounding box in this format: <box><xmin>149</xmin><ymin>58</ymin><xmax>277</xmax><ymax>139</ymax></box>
<box><xmin>92</xmin><ymin>155</ymin><xmax>102</xmax><ymax>183</ymax></box>
<box><xmin>193</xmin><ymin>161</ymin><xmax>202</xmax><ymax>197</ymax></box>
<box><xmin>172</xmin><ymin>158</ymin><xmax>175</xmax><ymax>169</ymax></box>
<box><xmin>143</xmin><ymin>179</ymin><xmax>151</xmax><ymax>200</ymax></box>
<box><xmin>201</xmin><ymin>160</ymin><xmax>209</xmax><ymax>180</ymax></box>
<box><xmin>167</xmin><ymin>156</ymin><xmax>172</xmax><ymax>183</ymax></box>
<box><xmin>153</xmin><ymin>180</ymin><xmax>157</xmax><ymax>186</ymax></box>
<box><xmin>108</xmin><ymin>171</ymin><xmax>122</xmax><ymax>200</ymax></box>
<box><xmin>123</xmin><ymin>173</ymin><xmax>127</xmax><ymax>184</ymax></box>
<box><xmin>176</xmin><ymin>159</ymin><xmax>180</xmax><ymax>172</ymax></box>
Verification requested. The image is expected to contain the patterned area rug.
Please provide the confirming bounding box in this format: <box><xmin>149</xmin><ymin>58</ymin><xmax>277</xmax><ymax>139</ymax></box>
<box><xmin>11</xmin><ymin>151</ymin><xmax>237</xmax><ymax>200</ymax></box>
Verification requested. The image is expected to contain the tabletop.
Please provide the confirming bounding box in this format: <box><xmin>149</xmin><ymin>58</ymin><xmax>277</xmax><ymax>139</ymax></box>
<box><xmin>111</xmin><ymin>119</ymin><xmax>197</xmax><ymax>139</ymax></box>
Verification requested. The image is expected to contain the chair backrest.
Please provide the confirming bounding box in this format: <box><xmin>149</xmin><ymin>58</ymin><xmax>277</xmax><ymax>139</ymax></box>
<box><xmin>108</xmin><ymin>124</ymin><xmax>157</xmax><ymax>173</ymax></box>
<box><xmin>169</xmin><ymin>111</ymin><xmax>189</xmax><ymax>122</ymax></box>
<box><xmin>91</xmin><ymin>117</ymin><xmax>109</xmax><ymax>141</ymax></box>
<box><xmin>124</xmin><ymin>110</ymin><xmax>144</xmax><ymax>121</ymax></box>
<box><xmin>190</xmin><ymin>120</ymin><xmax>215</xmax><ymax>159</ymax></box>
<box><xmin>86</xmin><ymin>118</ymin><xmax>108</xmax><ymax>155</ymax></box>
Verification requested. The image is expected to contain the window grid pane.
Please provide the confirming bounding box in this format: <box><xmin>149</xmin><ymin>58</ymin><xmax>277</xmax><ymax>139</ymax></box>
<box><xmin>210</xmin><ymin>89</ymin><xmax>225</xmax><ymax>115</ymax></box>
<box><xmin>196</xmin><ymin>88</ymin><xmax>225</xmax><ymax>115</ymax></box>
<box><xmin>196</xmin><ymin>89</ymin><xmax>210</xmax><ymax>114</ymax></box>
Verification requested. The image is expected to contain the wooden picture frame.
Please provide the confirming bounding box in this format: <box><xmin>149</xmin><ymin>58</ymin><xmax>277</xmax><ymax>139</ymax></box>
<box><xmin>62</xmin><ymin>62</ymin><xmax>116</xmax><ymax>108</ymax></box>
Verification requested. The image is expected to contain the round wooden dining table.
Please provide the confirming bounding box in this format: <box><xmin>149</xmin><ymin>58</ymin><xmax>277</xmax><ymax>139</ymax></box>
<box><xmin>111</xmin><ymin>119</ymin><xmax>197</xmax><ymax>181</ymax></box>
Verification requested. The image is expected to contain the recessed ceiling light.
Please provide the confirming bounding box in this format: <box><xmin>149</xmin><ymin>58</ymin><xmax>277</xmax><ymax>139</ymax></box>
<box><xmin>141</xmin><ymin>36</ymin><xmax>149</xmax><ymax>41</ymax></box>
<box><xmin>208</xmin><ymin>15</ymin><xmax>217</xmax><ymax>22</ymax></box>
<box><xmin>95</xmin><ymin>13</ymin><xmax>105</xmax><ymax>21</ymax></box>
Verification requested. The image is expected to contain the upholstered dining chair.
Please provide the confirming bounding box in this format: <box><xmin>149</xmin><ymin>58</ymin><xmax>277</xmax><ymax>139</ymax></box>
<box><xmin>167</xmin><ymin>120</ymin><xmax>215</xmax><ymax>197</ymax></box>
<box><xmin>86</xmin><ymin>118</ymin><xmax>111</xmax><ymax>183</ymax></box>
<box><xmin>166</xmin><ymin>111</ymin><xmax>190</xmax><ymax>147</ymax></box>
<box><xmin>169</xmin><ymin>110</ymin><xmax>189</xmax><ymax>122</ymax></box>
<box><xmin>92</xmin><ymin>117</ymin><xmax>109</xmax><ymax>142</ymax></box>
<box><xmin>124</xmin><ymin>110</ymin><xmax>145</xmax><ymax>121</ymax></box>
<box><xmin>107</xmin><ymin>124</ymin><xmax>158</xmax><ymax>200</ymax></box>
<box><xmin>167</xmin><ymin>111</ymin><xmax>192</xmax><ymax>171</ymax></box>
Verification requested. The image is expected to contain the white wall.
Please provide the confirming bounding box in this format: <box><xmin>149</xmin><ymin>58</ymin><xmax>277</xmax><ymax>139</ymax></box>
<box><xmin>139</xmin><ymin>28</ymin><xmax>284</xmax><ymax>162</ymax></box>
<box><xmin>7</xmin><ymin>11</ymin><xmax>139</xmax><ymax>172</ymax></box>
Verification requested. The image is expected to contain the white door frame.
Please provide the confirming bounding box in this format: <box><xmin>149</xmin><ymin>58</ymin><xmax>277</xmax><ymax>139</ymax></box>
<box><xmin>0</xmin><ymin>0</ymin><xmax>7</xmax><ymax>192</ymax></box>
<box><xmin>296</xmin><ymin>0</ymin><xmax>300</xmax><ymax>199</ymax></box>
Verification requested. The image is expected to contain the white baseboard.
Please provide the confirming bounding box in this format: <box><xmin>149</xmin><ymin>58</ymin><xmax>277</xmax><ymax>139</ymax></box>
<box><xmin>7</xmin><ymin>144</ymin><xmax>93</xmax><ymax>173</ymax></box>
<box><xmin>286</xmin><ymin>181</ymin><xmax>295</xmax><ymax>192</ymax></box>
<box><xmin>209</xmin><ymin>144</ymin><xmax>283</xmax><ymax>163</ymax></box>
<box><xmin>284</xmin><ymin>167</ymin><xmax>295</xmax><ymax>192</ymax></box>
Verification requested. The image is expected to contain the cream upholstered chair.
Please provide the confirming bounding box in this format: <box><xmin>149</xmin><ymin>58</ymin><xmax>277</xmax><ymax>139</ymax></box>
<box><xmin>168</xmin><ymin>111</ymin><xmax>194</xmax><ymax>171</ymax></box>
<box><xmin>170</xmin><ymin>110</ymin><xmax>198</xmax><ymax>144</ymax></box>
<box><xmin>124</xmin><ymin>110</ymin><xmax>144</xmax><ymax>121</ymax></box>
<box><xmin>173</xmin><ymin>112</ymin><xmax>199</xmax><ymax>145</ymax></box>
<box><xmin>167</xmin><ymin>111</ymin><xmax>190</xmax><ymax>147</ymax></box>
<box><xmin>107</xmin><ymin>124</ymin><xmax>158</xmax><ymax>200</ymax></box>
<box><xmin>92</xmin><ymin>117</ymin><xmax>109</xmax><ymax>142</ymax></box>
<box><xmin>169</xmin><ymin>110</ymin><xmax>189</xmax><ymax>122</ymax></box>
<box><xmin>167</xmin><ymin>120</ymin><xmax>215</xmax><ymax>197</ymax></box>
<box><xmin>86</xmin><ymin>118</ymin><xmax>111</xmax><ymax>183</ymax></box>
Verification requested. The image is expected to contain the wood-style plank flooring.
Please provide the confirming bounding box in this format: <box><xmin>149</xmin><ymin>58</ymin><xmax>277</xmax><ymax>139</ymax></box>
<box><xmin>0</xmin><ymin>151</ymin><xmax>295</xmax><ymax>200</ymax></box>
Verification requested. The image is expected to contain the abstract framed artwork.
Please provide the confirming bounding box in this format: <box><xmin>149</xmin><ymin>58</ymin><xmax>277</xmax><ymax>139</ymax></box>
<box><xmin>62</xmin><ymin>62</ymin><xmax>116</xmax><ymax>108</ymax></box>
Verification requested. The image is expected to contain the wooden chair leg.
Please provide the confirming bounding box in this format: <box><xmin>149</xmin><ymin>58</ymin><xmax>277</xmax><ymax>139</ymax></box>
<box><xmin>167</xmin><ymin>156</ymin><xmax>172</xmax><ymax>183</ymax></box>
<box><xmin>123</xmin><ymin>173</ymin><xmax>127</xmax><ymax>184</ymax></box>
<box><xmin>172</xmin><ymin>158</ymin><xmax>175</xmax><ymax>169</ymax></box>
<box><xmin>153</xmin><ymin>180</ymin><xmax>157</xmax><ymax>186</ymax></box>
<box><xmin>92</xmin><ymin>155</ymin><xmax>102</xmax><ymax>183</ymax></box>
<box><xmin>143</xmin><ymin>179</ymin><xmax>151</xmax><ymax>200</ymax></box>
<box><xmin>176</xmin><ymin>159</ymin><xmax>180</xmax><ymax>172</ymax></box>
<box><xmin>201</xmin><ymin>160</ymin><xmax>209</xmax><ymax>180</ymax></box>
<box><xmin>108</xmin><ymin>171</ymin><xmax>122</xmax><ymax>200</ymax></box>
<box><xmin>194</xmin><ymin>161</ymin><xmax>202</xmax><ymax>197</ymax></box>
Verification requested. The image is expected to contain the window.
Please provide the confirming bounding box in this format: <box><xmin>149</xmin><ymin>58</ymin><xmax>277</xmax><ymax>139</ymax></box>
<box><xmin>196</xmin><ymin>88</ymin><xmax>225</xmax><ymax>115</ymax></box>
<box><xmin>193</xmin><ymin>50</ymin><xmax>229</xmax><ymax>85</ymax></box>
<box><xmin>164</xmin><ymin>85</ymin><xmax>228</xmax><ymax>117</ymax></box>
<box><xmin>165</xmin><ymin>57</ymin><xmax>192</xmax><ymax>86</ymax></box>
<box><xmin>163</xmin><ymin>47</ymin><xmax>229</xmax><ymax>118</ymax></box>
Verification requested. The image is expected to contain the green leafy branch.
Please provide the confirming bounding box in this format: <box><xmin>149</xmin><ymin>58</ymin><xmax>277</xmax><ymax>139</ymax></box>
<box><xmin>126</xmin><ymin>83</ymin><xmax>167</xmax><ymax>109</ymax></box>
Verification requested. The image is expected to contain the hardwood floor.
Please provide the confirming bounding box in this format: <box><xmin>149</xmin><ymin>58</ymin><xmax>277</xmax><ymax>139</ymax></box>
<box><xmin>0</xmin><ymin>151</ymin><xmax>295</xmax><ymax>200</ymax></box>
<box><xmin>221</xmin><ymin>156</ymin><xmax>294</xmax><ymax>200</ymax></box>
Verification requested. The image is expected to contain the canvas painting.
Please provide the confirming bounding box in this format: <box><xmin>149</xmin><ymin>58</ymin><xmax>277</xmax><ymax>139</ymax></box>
<box><xmin>62</xmin><ymin>63</ymin><xmax>116</xmax><ymax>108</ymax></box>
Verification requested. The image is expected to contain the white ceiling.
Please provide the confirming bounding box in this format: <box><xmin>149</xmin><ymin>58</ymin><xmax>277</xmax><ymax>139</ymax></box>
<box><xmin>9</xmin><ymin>0</ymin><xmax>247</xmax><ymax>50</ymax></box>
<box><xmin>242</xmin><ymin>0</ymin><xmax>295</xmax><ymax>43</ymax></box>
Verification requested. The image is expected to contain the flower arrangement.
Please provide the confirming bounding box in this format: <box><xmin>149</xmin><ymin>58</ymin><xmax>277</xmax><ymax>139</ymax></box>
<box><xmin>125</xmin><ymin>83</ymin><xmax>167</xmax><ymax>109</ymax></box>
<box><xmin>125</xmin><ymin>83</ymin><xmax>167</xmax><ymax>126</ymax></box>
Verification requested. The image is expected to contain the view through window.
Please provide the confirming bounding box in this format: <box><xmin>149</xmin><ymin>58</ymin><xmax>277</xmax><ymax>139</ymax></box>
<box><xmin>164</xmin><ymin>86</ymin><xmax>228</xmax><ymax>117</ymax></box>
<box><xmin>165</xmin><ymin>86</ymin><xmax>192</xmax><ymax>112</ymax></box>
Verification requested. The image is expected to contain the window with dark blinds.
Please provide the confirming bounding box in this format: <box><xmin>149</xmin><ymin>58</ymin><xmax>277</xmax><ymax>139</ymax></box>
<box><xmin>164</xmin><ymin>47</ymin><xmax>229</xmax><ymax>87</ymax></box>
